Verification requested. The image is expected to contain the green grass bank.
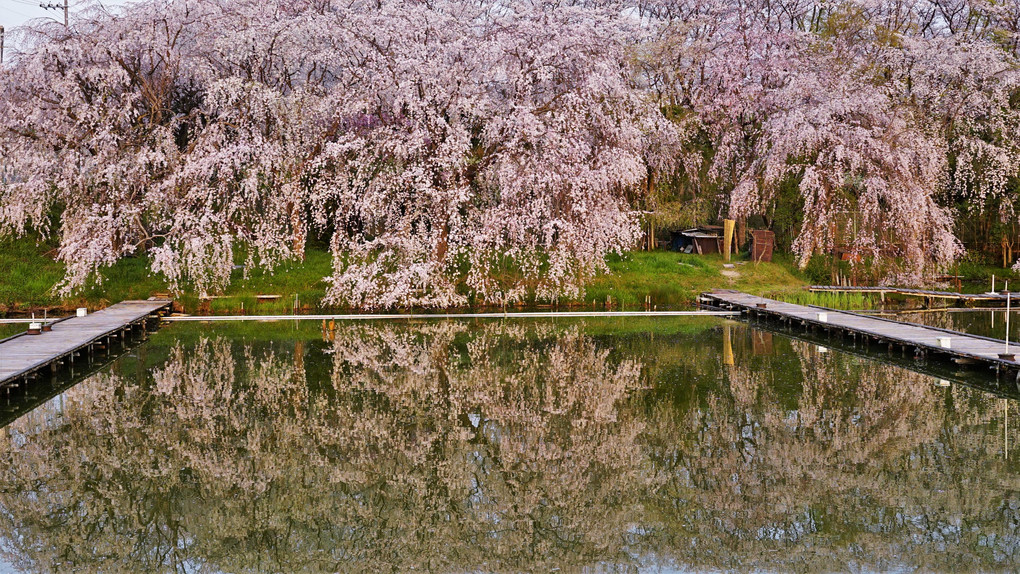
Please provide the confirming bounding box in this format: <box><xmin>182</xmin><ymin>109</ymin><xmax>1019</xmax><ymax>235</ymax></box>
<box><xmin>1</xmin><ymin>235</ymin><xmax>1002</xmax><ymax>316</ymax></box>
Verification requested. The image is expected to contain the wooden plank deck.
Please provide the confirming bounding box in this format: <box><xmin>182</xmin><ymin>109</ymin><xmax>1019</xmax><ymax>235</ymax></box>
<box><xmin>701</xmin><ymin>290</ymin><xmax>1020</xmax><ymax>373</ymax></box>
<box><xmin>0</xmin><ymin>300</ymin><xmax>171</xmax><ymax>385</ymax></box>
<box><xmin>739</xmin><ymin>313</ymin><xmax>1020</xmax><ymax>399</ymax></box>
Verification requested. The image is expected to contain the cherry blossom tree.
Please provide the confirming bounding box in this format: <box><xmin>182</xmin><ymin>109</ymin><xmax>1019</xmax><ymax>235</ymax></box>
<box><xmin>644</xmin><ymin>0</ymin><xmax>1020</xmax><ymax>280</ymax></box>
<box><xmin>0</xmin><ymin>0</ymin><xmax>677</xmax><ymax>305</ymax></box>
<box><xmin>4</xmin><ymin>0</ymin><xmax>1020</xmax><ymax>297</ymax></box>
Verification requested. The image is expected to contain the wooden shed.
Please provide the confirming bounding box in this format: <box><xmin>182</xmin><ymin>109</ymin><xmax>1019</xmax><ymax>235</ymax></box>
<box><xmin>672</xmin><ymin>226</ymin><xmax>725</xmax><ymax>254</ymax></box>
<box><xmin>751</xmin><ymin>230</ymin><xmax>774</xmax><ymax>262</ymax></box>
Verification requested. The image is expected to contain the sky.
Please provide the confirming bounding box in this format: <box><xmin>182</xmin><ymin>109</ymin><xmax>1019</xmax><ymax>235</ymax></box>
<box><xmin>2</xmin><ymin>0</ymin><xmax>78</xmax><ymax>31</ymax></box>
<box><xmin>1</xmin><ymin>0</ymin><xmax>129</xmax><ymax>54</ymax></box>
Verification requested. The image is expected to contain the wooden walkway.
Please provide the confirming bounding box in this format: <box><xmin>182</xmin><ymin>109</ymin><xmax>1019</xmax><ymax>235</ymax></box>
<box><xmin>0</xmin><ymin>300</ymin><xmax>171</xmax><ymax>386</ymax></box>
<box><xmin>701</xmin><ymin>290</ymin><xmax>1020</xmax><ymax>375</ymax></box>
<box><xmin>808</xmin><ymin>285</ymin><xmax>1010</xmax><ymax>305</ymax></box>
<box><xmin>739</xmin><ymin>310</ymin><xmax>1020</xmax><ymax>399</ymax></box>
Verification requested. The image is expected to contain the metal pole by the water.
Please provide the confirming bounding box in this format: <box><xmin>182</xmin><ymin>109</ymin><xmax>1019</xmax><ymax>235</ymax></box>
<box><xmin>1007</xmin><ymin>292</ymin><xmax>1011</xmax><ymax>354</ymax></box>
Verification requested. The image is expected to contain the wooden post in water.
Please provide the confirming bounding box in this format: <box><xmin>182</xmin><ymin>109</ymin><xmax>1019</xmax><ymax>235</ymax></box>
<box><xmin>723</xmin><ymin>323</ymin><xmax>734</xmax><ymax>366</ymax></box>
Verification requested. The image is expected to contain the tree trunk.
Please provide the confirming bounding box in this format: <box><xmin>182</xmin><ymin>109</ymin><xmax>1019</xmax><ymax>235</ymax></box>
<box><xmin>646</xmin><ymin>169</ymin><xmax>656</xmax><ymax>251</ymax></box>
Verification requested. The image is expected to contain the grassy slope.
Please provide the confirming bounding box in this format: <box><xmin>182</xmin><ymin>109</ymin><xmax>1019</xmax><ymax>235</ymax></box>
<box><xmin>0</xmin><ymin>235</ymin><xmax>334</xmax><ymax>315</ymax></box>
<box><xmin>588</xmin><ymin>251</ymin><xmax>805</xmax><ymax>307</ymax></box>
<box><xmin>0</xmin><ymin>234</ymin><xmax>932</xmax><ymax>315</ymax></box>
<box><xmin>0</xmin><ymin>324</ymin><xmax>26</xmax><ymax>338</ymax></box>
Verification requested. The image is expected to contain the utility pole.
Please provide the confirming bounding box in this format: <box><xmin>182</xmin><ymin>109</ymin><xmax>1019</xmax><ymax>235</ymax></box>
<box><xmin>40</xmin><ymin>0</ymin><xmax>69</xmax><ymax>28</ymax></box>
<box><xmin>0</xmin><ymin>26</ymin><xmax>5</xmax><ymax>65</ymax></box>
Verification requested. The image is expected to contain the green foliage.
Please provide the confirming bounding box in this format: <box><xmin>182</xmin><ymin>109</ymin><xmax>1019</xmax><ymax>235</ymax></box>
<box><xmin>767</xmin><ymin>290</ymin><xmax>875</xmax><ymax>310</ymax></box>
<box><xmin>803</xmin><ymin>254</ymin><xmax>834</xmax><ymax>284</ymax></box>
<box><xmin>952</xmin><ymin>177</ymin><xmax>1020</xmax><ymax>267</ymax></box>
<box><xmin>768</xmin><ymin>175</ymin><xmax>804</xmax><ymax>253</ymax></box>
<box><xmin>953</xmin><ymin>257</ymin><xmax>1020</xmax><ymax>284</ymax></box>
<box><xmin>645</xmin><ymin>170</ymin><xmax>715</xmax><ymax>232</ymax></box>
<box><xmin>647</xmin><ymin>194</ymin><xmax>714</xmax><ymax>232</ymax></box>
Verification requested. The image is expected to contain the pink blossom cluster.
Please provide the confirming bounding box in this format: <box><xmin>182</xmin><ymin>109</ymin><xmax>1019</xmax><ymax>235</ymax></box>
<box><xmin>2</xmin><ymin>0</ymin><xmax>1019</xmax><ymax>303</ymax></box>
<box><xmin>641</xmin><ymin>0</ymin><xmax>1020</xmax><ymax>279</ymax></box>
<box><xmin>0</xmin><ymin>0</ymin><xmax>679</xmax><ymax>304</ymax></box>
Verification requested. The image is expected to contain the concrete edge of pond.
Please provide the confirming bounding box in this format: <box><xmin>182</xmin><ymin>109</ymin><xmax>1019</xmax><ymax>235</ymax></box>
<box><xmin>161</xmin><ymin>311</ymin><xmax>740</xmax><ymax>321</ymax></box>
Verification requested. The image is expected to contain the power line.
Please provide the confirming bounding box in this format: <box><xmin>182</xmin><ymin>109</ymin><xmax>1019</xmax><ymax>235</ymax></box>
<box><xmin>2</xmin><ymin>0</ymin><xmax>46</xmax><ymax>23</ymax></box>
<box><xmin>38</xmin><ymin>0</ymin><xmax>67</xmax><ymax>27</ymax></box>
<box><xmin>2</xmin><ymin>4</ymin><xmax>37</xmax><ymax>18</ymax></box>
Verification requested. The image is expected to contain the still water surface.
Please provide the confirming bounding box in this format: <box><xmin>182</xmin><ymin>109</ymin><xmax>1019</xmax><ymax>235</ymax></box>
<box><xmin>0</xmin><ymin>317</ymin><xmax>1018</xmax><ymax>572</ymax></box>
<box><xmin>895</xmin><ymin>307</ymin><xmax>1020</xmax><ymax>342</ymax></box>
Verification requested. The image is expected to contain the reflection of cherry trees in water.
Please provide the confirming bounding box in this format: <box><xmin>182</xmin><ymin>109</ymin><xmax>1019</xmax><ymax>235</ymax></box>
<box><xmin>321</xmin><ymin>322</ymin><xmax>653</xmax><ymax>568</ymax></box>
<box><xmin>0</xmin><ymin>323</ymin><xmax>651</xmax><ymax>572</ymax></box>
<box><xmin>0</xmin><ymin>322</ymin><xmax>1018</xmax><ymax>572</ymax></box>
<box><xmin>648</xmin><ymin>330</ymin><xmax>1020</xmax><ymax>570</ymax></box>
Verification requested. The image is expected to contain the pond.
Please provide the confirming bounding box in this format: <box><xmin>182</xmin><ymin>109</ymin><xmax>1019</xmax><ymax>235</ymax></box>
<box><xmin>894</xmin><ymin>307</ymin><xmax>1020</xmax><ymax>343</ymax></box>
<box><xmin>0</xmin><ymin>316</ymin><xmax>1018</xmax><ymax>572</ymax></box>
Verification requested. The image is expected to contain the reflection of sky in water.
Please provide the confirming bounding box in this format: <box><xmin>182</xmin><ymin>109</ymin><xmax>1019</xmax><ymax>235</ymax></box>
<box><xmin>0</xmin><ymin>318</ymin><xmax>1017</xmax><ymax>572</ymax></box>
